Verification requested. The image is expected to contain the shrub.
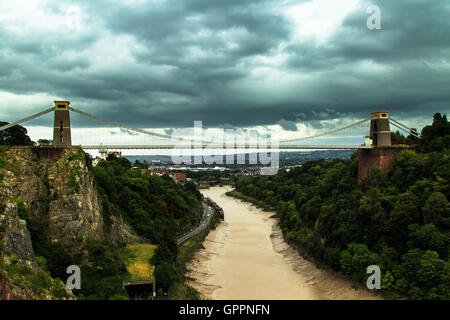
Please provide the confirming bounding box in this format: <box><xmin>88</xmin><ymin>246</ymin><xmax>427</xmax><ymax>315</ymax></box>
<box><xmin>339</xmin><ymin>243</ymin><xmax>376</xmax><ymax>281</ymax></box>
<box><xmin>32</xmin><ymin>271</ymin><xmax>52</xmax><ymax>290</ymax></box>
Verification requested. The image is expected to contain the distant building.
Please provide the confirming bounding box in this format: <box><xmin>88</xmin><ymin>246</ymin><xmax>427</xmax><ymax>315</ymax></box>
<box><xmin>284</xmin><ymin>164</ymin><xmax>302</xmax><ymax>172</ymax></box>
<box><xmin>172</xmin><ymin>173</ymin><xmax>187</xmax><ymax>184</ymax></box>
<box><xmin>99</xmin><ymin>150</ymin><xmax>122</xmax><ymax>159</ymax></box>
<box><xmin>150</xmin><ymin>169</ymin><xmax>170</xmax><ymax>176</ymax></box>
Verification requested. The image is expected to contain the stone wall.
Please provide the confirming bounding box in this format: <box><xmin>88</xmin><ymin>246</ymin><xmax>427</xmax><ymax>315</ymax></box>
<box><xmin>357</xmin><ymin>146</ymin><xmax>412</xmax><ymax>183</ymax></box>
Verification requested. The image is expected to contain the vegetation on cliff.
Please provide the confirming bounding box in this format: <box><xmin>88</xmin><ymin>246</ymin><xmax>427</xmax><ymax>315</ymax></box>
<box><xmin>0</xmin><ymin>144</ymin><xmax>203</xmax><ymax>300</ymax></box>
<box><xmin>93</xmin><ymin>154</ymin><xmax>203</xmax><ymax>242</ymax></box>
<box><xmin>150</xmin><ymin>210</ymin><xmax>222</xmax><ymax>299</ymax></box>
<box><xmin>81</xmin><ymin>155</ymin><xmax>203</xmax><ymax>299</ymax></box>
<box><xmin>232</xmin><ymin>113</ymin><xmax>449</xmax><ymax>300</ymax></box>
<box><xmin>0</xmin><ymin>254</ymin><xmax>72</xmax><ymax>300</ymax></box>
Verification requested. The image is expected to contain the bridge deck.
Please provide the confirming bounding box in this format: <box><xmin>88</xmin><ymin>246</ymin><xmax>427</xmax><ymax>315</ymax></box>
<box><xmin>79</xmin><ymin>145</ymin><xmax>372</xmax><ymax>150</ymax></box>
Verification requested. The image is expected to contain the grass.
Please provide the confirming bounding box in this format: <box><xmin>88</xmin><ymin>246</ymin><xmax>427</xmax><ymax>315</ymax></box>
<box><xmin>119</xmin><ymin>243</ymin><xmax>157</xmax><ymax>282</ymax></box>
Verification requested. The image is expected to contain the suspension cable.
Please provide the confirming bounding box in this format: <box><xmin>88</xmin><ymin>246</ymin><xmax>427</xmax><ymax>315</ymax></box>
<box><xmin>390</xmin><ymin>117</ymin><xmax>415</xmax><ymax>132</ymax></box>
<box><xmin>0</xmin><ymin>107</ymin><xmax>55</xmax><ymax>132</ymax></box>
<box><xmin>2</xmin><ymin>106</ymin><xmax>420</xmax><ymax>145</ymax></box>
<box><xmin>390</xmin><ymin>121</ymin><xmax>420</xmax><ymax>138</ymax></box>
<box><xmin>69</xmin><ymin>106</ymin><xmax>210</xmax><ymax>144</ymax></box>
<box><xmin>389</xmin><ymin>118</ymin><xmax>420</xmax><ymax>138</ymax></box>
<box><xmin>280</xmin><ymin>117</ymin><xmax>372</xmax><ymax>143</ymax></box>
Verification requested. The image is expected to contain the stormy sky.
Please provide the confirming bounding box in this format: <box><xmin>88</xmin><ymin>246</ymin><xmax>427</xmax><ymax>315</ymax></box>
<box><xmin>0</xmin><ymin>0</ymin><xmax>449</xmax><ymax>146</ymax></box>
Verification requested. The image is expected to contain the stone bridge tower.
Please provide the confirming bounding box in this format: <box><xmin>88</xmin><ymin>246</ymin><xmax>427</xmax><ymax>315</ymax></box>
<box><xmin>53</xmin><ymin>100</ymin><xmax>72</xmax><ymax>146</ymax></box>
<box><xmin>370</xmin><ymin>111</ymin><xmax>392</xmax><ymax>147</ymax></box>
<box><xmin>357</xmin><ymin>111</ymin><xmax>409</xmax><ymax>183</ymax></box>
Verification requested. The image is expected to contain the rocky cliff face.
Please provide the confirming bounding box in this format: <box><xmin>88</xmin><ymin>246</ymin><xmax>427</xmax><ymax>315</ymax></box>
<box><xmin>1</xmin><ymin>147</ymin><xmax>105</xmax><ymax>246</ymax></box>
<box><xmin>0</xmin><ymin>146</ymin><xmax>141</xmax><ymax>299</ymax></box>
<box><xmin>0</xmin><ymin>202</ymin><xmax>35</xmax><ymax>264</ymax></box>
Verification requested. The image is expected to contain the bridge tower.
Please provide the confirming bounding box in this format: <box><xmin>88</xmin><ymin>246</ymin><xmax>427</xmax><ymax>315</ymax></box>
<box><xmin>357</xmin><ymin>111</ymin><xmax>407</xmax><ymax>183</ymax></box>
<box><xmin>53</xmin><ymin>100</ymin><xmax>72</xmax><ymax>146</ymax></box>
<box><xmin>370</xmin><ymin>111</ymin><xmax>392</xmax><ymax>147</ymax></box>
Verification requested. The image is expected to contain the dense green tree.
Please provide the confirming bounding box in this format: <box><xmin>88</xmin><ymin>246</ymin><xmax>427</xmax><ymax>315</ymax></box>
<box><xmin>37</xmin><ymin>139</ymin><xmax>52</xmax><ymax>146</ymax></box>
<box><xmin>151</xmin><ymin>240</ymin><xmax>176</xmax><ymax>266</ymax></box>
<box><xmin>423</xmin><ymin>192</ymin><xmax>450</xmax><ymax>230</ymax></box>
<box><xmin>387</xmin><ymin>192</ymin><xmax>421</xmax><ymax>245</ymax></box>
<box><xmin>408</xmin><ymin>224</ymin><xmax>448</xmax><ymax>259</ymax></box>
<box><xmin>340</xmin><ymin>243</ymin><xmax>376</xmax><ymax>281</ymax></box>
<box><xmin>0</xmin><ymin>122</ymin><xmax>34</xmax><ymax>146</ymax></box>
<box><xmin>418</xmin><ymin>113</ymin><xmax>450</xmax><ymax>153</ymax></box>
<box><xmin>391</xmin><ymin>130</ymin><xmax>407</xmax><ymax>145</ymax></box>
<box><xmin>154</xmin><ymin>262</ymin><xmax>179</xmax><ymax>291</ymax></box>
<box><xmin>232</xmin><ymin>113</ymin><xmax>449</xmax><ymax>299</ymax></box>
<box><xmin>93</xmin><ymin>155</ymin><xmax>201</xmax><ymax>243</ymax></box>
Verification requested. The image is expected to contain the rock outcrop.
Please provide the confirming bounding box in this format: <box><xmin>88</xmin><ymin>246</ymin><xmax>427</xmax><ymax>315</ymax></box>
<box><xmin>1</xmin><ymin>147</ymin><xmax>105</xmax><ymax>247</ymax></box>
<box><xmin>0</xmin><ymin>146</ymin><xmax>142</xmax><ymax>299</ymax></box>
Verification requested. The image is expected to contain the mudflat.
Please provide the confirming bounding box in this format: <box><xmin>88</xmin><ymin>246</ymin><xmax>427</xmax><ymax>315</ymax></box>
<box><xmin>187</xmin><ymin>186</ymin><xmax>380</xmax><ymax>300</ymax></box>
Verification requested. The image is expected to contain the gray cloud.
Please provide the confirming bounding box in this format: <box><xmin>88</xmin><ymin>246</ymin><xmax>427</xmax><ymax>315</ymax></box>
<box><xmin>278</xmin><ymin>119</ymin><xmax>298</xmax><ymax>132</ymax></box>
<box><xmin>0</xmin><ymin>0</ymin><xmax>449</xmax><ymax>133</ymax></box>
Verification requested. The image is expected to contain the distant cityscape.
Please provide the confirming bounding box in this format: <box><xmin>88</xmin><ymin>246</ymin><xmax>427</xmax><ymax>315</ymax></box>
<box><xmin>88</xmin><ymin>149</ymin><xmax>357</xmax><ymax>186</ymax></box>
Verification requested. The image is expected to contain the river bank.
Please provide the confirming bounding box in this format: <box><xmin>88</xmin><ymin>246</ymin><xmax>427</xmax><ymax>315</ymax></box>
<box><xmin>187</xmin><ymin>186</ymin><xmax>381</xmax><ymax>300</ymax></box>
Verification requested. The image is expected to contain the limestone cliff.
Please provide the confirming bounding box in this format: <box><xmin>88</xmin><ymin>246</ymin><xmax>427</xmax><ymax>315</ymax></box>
<box><xmin>0</xmin><ymin>146</ymin><xmax>141</xmax><ymax>299</ymax></box>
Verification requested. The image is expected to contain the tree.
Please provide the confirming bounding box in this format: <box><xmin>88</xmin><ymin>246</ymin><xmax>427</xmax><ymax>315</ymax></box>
<box><xmin>0</xmin><ymin>122</ymin><xmax>34</xmax><ymax>146</ymax></box>
<box><xmin>408</xmin><ymin>224</ymin><xmax>448</xmax><ymax>259</ymax></box>
<box><xmin>232</xmin><ymin>112</ymin><xmax>449</xmax><ymax>300</ymax></box>
<box><xmin>417</xmin><ymin>251</ymin><xmax>445</xmax><ymax>288</ymax></box>
<box><xmin>382</xmin><ymin>271</ymin><xmax>395</xmax><ymax>289</ymax></box>
<box><xmin>37</xmin><ymin>139</ymin><xmax>52</xmax><ymax>146</ymax></box>
<box><xmin>419</xmin><ymin>113</ymin><xmax>450</xmax><ymax>153</ymax></box>
<box><xmin>154</xmin><ymin>262</ymin><xmax>179</xmax><ymax>291</ymax></box>
<box><xmin>423</xmin><ymin>192</ymin><xmax>450</xmax><ymax>230</ymax></box>
<box><xmin>150</xmin><ymin>240</ymin><xmax>175</xmax><ymax>266</ymax></box>
<box><xmin>391</xmin><ymin>131</ymin><xmax>406</xmax><ymax>145</ymax></box>
<box><xmin>387</xmin><ymin>192</ymin><xmax>421</xmax><ymax>245</ymax></box>
<box><xmin>340</xmin><ymin>243</ymin><xmax>376</xmax><ymax>280</ymax></box>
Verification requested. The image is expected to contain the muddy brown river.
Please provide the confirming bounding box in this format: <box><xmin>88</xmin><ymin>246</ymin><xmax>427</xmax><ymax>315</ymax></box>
<box><xmin>187</xmin><ymin>186</ymin><xmax>381</xmax><ymax>300</ymax></box>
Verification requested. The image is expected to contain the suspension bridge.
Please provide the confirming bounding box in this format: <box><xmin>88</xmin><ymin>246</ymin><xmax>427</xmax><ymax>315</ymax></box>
<box><xmin>0</xmin><ymin>100</ymin><xmax>419</xmax><ymax>151</ymax></box>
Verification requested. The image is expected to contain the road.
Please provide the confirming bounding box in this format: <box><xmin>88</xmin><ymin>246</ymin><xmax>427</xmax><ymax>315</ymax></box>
<box><xmin>176</xmin><ymin>202</ymin><xmax>215</xmax><ymax>246</ymax></box>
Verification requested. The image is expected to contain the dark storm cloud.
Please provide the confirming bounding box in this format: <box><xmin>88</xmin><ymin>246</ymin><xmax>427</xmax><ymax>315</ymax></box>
<box><xmin>0</xmin><ymin>0</ymin><xmax>449</xmax><ymax>131</ymax></box>
<box><xmin>284</xmin><ymin>0</ymin><xmax>450</xmax><ymax>121</ymax></box>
